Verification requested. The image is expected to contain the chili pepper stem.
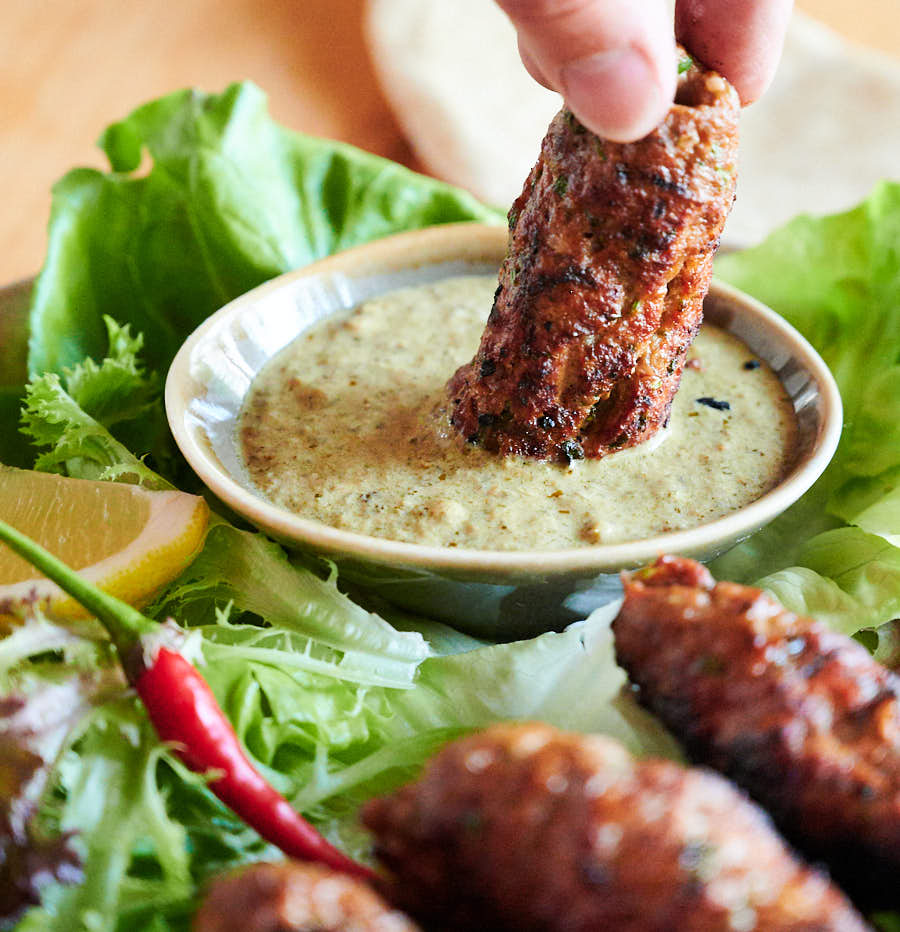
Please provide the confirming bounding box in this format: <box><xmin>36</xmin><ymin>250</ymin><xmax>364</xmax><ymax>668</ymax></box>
<box><xmin>0</xmin><ymin>518</ymin><xmax>156</xmax><ymax>659</ymax></box>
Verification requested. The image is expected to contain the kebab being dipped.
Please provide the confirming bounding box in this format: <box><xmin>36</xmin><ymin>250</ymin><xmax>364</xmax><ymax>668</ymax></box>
<box><xmin>447</xmin><ymin>53</ymin><xmax>739</xmax><ymax>461</ymax></box>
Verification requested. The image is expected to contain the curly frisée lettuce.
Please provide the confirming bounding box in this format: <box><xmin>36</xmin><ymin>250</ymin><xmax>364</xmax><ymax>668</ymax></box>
<box><xmin>19</xmin><ymin>317</ymin><xmax>172</xmax><ymax>489</ymax></box>
<box><xmin>151</xmin><ymin>522</ymin><xmax>433</xmax><ymax>689</ymax></box>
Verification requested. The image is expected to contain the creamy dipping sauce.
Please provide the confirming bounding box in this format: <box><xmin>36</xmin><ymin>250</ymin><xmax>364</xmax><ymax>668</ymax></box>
<box><xmin>240</xmin><ymin>275</ymin><xmax>797</xmax><ymax>551</ymax></box>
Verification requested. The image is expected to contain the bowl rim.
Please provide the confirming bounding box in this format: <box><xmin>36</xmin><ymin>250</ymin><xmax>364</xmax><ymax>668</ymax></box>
<box><xmin>166</xmin><ymin>222</ymin><xmax>843</xmax><ymax>575</ymax></box>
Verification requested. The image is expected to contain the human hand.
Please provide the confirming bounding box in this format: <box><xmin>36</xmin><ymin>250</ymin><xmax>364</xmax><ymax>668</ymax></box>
<box><xmin>495</xmin><ymin>0</ymin><xmax>793</xmax><ymax>141</ymax></box>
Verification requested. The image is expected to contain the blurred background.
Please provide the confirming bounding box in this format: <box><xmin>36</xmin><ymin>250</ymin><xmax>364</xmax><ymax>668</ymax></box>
<box><xmin>3</xmin><ymin>0</ymin><xmax>899</xmax><ymax>284</ymax></box>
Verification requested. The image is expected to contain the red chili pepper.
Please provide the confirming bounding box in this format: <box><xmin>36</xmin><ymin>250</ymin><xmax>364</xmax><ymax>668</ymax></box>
<box><xmin>0</xmin><ymin>518</ymin><xmax>375</xmax><ymax>882</ymax></box>
<box><xmin>136</xmin><ymin>647</ymin><xmax>371</xmax><ymax>878</ymax></box>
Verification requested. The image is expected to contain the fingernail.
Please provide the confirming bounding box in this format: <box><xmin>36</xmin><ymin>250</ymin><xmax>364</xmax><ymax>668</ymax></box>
<box><xmin>560</xmin><ymin>47</ymin><xmax>670</xmax><ymax>142</ymax></box>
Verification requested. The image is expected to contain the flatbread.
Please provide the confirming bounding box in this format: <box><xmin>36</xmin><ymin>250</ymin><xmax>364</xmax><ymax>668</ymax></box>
<box><xmin>366</xmin><ymin>0</ymin><xmax>900</xmax><ymax>246</ymax></box>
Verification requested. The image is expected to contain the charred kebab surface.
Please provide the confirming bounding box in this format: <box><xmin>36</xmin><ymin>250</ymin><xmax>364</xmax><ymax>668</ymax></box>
<box><xmin>362</xmin><ymin>723</ymin><xmax>868</xmax><ymax>931</ymax></box>
<box><xmin>447</xmin><ymin>56</ymin><xmax>739</xmax><ymax>462</ymax></box>
<box><xmin>192</xmin><ymin>861</ymin><xmax>420</xmax><ymax>932</ymax></box>
<box><xmin>613</xmin><ymin>555</ymin><xmax>900</xmax><ymax>908</ymax></box>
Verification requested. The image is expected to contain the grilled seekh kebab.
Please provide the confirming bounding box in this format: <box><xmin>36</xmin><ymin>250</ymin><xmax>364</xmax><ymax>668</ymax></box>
<box><xmin>362</xmin><ymin>723</ymin><xmax>868</xmax><ymax>931</ymax></box>
<box><xmin>613</xmin><ymin>556</ymin><xmax>900</xmax><ymax>908</ymax></box>
<box><xmin>193</xmin><ymin>862</ymin><xmax>420</xmax><ymax>932</ymax></box>
<box><xmin>447</xmin><ymin>54</ymin><xmax>739</xmax><ymax>461</ymax></box>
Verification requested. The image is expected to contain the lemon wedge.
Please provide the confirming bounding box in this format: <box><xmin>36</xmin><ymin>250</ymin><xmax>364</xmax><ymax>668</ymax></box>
<box><xmin>0</xmin><ymin>466</ymin><xmax>209</xmax><ymax>615</ymax></box>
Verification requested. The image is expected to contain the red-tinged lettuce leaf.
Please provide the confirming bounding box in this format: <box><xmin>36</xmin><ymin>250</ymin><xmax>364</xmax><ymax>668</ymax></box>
<box><xmin>0</xmin><ymin>670</ymin><xmax>124</xmax><ymax>926</ymax></box>
<box><xmin>0</xmin><ymin>696</ymin><xmax>82</xmax><ymax>926</ymax></box>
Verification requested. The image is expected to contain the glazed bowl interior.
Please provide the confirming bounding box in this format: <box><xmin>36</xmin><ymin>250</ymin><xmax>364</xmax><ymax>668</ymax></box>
<box><xmin>166</xmin><ymin>223</ymin><xmax>842</xmax><ymax>639</ymax></box>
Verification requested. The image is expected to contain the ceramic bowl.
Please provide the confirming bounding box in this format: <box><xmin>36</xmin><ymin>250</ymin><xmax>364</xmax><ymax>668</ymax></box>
<box><xmin>166</xmin><ymin>223</ymin><xmax>842</xmax><ymax>640</ymax></box>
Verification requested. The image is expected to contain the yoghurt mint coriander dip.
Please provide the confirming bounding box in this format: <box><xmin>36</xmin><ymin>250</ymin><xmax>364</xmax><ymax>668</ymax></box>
<box><xmin>239</xmin><ymin>274</ymin><xmax>797</xmax><ymax>551</ymax></box>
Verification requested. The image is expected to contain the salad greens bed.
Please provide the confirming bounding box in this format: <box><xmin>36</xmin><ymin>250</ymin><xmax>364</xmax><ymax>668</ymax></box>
<box><xmin>0</xmin><ymin>81</ymin><xmax>898</xmax><ymax>930</ymax></box>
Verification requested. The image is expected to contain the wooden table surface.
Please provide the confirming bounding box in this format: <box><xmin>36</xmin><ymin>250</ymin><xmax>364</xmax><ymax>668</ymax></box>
<box><xmin>3</xmin><ymin>0</ymin><xmax>898</xmax><ymax>285</ymax></box>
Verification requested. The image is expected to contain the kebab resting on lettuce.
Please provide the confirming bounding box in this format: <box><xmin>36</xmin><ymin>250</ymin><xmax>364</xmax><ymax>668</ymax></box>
<box><xmin>447</xmin><ymin>53</ymin><xmax>739</xmax><ymax>461</ymax></box>
<box><xmin>362</xmin><ymin>723</ymin><xmax>868</xmax><ymax>932</ymax></box>
<box><xmin>613</xmin><ymin>556</ymin><xmax>900</xmax><ymax>910</ymax></box>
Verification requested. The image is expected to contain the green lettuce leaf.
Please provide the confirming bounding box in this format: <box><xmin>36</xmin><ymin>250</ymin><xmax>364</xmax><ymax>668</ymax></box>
<box><xmin>55</xmin><ymin>319</ymin><xmax>155</xmax><ymax>430</ymax></box>
<box><xmin>20</xmin><ymin>376</ymin><xmax>167</xmax><ymax>490</ymax></box>
<box><xmin>26</xmin><ymin>81</ymin><xmax>501</xmax><ymax>385</ymax></box>
<box><xmin>152</xmin><ymin>522</ymin><xmax>433</xmax><ymax>689</ymax></box>
<box><xmin>713</xmin><ymin>181</ymin><xmax>900</xmax><ymax>634</ymax></box>
<box><xmin>18</xmin><ymin>315</ymin><xmax>201</xmax><ymax>489</ymax></box>
<box><xmin>0</xmin><ymin>282</ymin><xmax>32</xmax><ymax>469</ymax></box>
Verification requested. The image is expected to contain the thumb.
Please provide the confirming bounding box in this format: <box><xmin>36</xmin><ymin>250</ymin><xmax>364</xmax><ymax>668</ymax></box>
<box><xmin>497</xmin><ymin>0</ymin><xmax>677</xmax><ymax>142</ymax></box>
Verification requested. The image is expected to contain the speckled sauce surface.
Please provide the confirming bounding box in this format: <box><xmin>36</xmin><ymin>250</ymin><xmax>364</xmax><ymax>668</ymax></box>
<box><xmin>239</xmin><ymin>275</ymin><xmax>797</xmax><ymax>551</ymax></box>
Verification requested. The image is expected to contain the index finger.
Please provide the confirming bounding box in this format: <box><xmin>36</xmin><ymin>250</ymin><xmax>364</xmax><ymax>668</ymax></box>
<box><xmin>675</xmin><ymin>0</ymin><xmax>794</xmax><ymax>104</ymax></box>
